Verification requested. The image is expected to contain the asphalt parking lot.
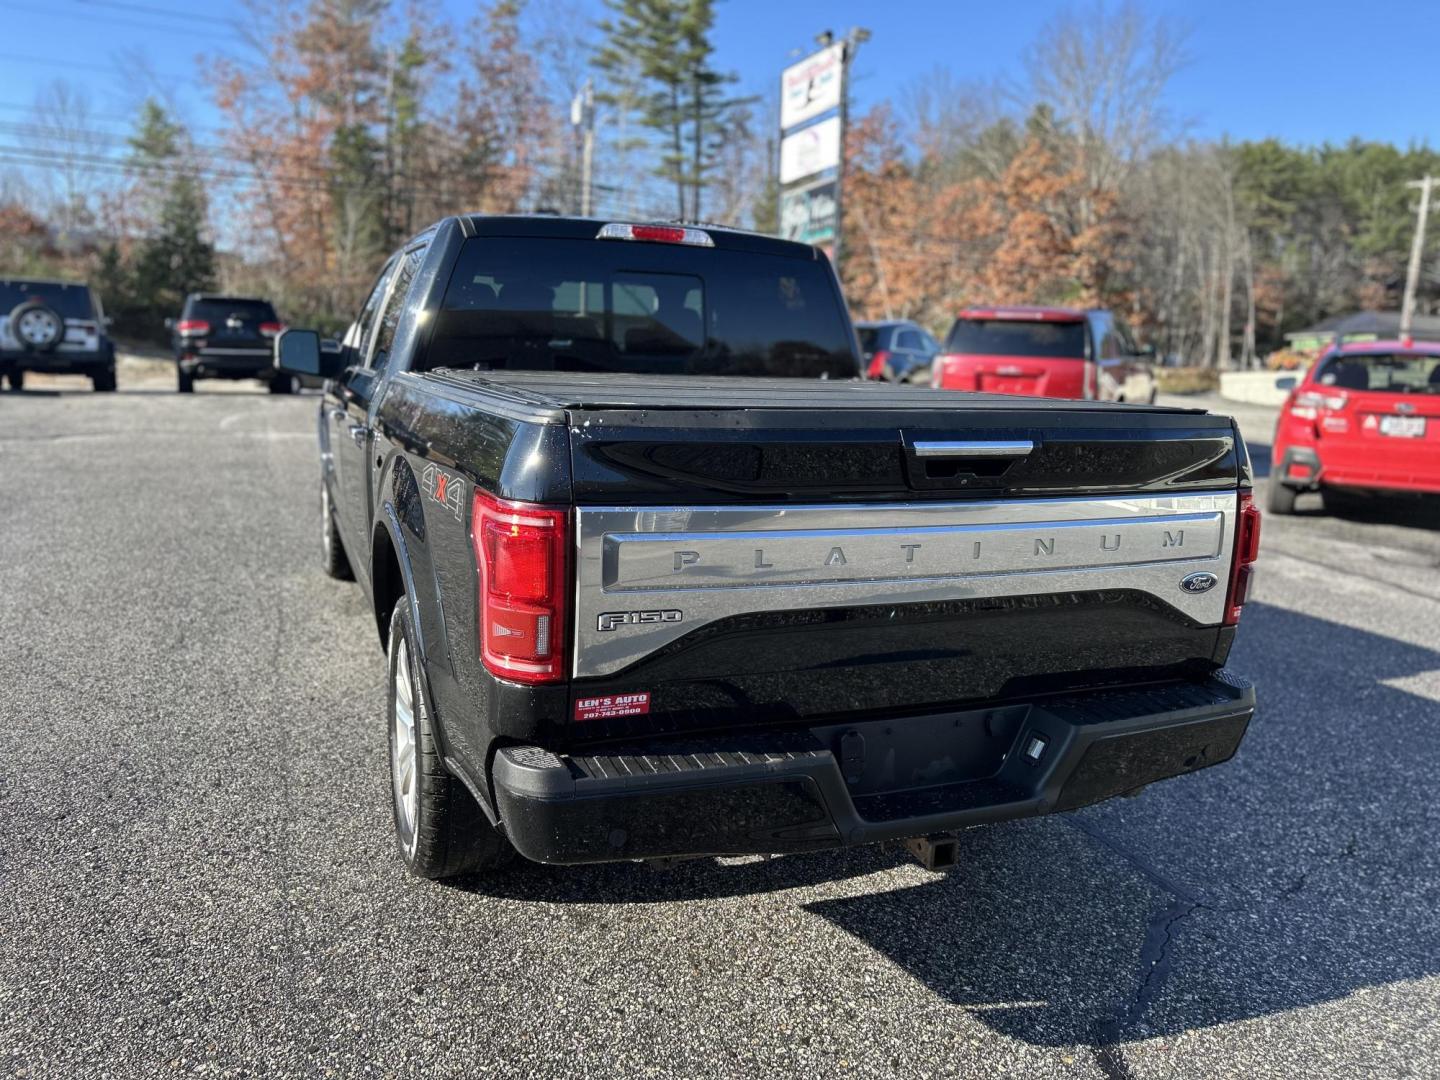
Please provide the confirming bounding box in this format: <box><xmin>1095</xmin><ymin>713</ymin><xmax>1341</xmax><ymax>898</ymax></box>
<box><xmin>2</xmin><ymin>378</ymin><xmax>1439</xmax><ymax>1079</ymax></box>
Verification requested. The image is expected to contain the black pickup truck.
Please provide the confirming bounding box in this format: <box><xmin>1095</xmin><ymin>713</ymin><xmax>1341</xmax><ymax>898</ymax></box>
<box><xmin>276</xmin><ymin>215</ymin><xmax>1260</xmax><ymax>879</ymax></box>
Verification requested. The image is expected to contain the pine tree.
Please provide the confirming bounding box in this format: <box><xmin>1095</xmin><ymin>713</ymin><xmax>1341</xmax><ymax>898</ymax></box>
<box><xmin>126</xmin><ymin>99</ymin><xmax>216</xmax><ymax>327</ymax></box>
<box><xmin>594</xmin><ymin>0</ymin><xmax>746</xmax><ymax>220</ymax></box>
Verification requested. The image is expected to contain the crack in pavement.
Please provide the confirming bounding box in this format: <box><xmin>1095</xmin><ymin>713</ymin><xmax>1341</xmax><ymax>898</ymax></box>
<box><xmin>1066</xmin><ymin>816</ymin><xmax>1364</xmax><ymax>1079</ymax></box>
<box><xmin>1066</xmin><ymin>818</ymin><xmax>1214</xmax><ymax>1080</ymax></box>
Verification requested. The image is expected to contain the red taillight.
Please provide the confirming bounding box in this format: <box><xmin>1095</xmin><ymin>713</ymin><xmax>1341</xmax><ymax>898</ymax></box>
<box><xmin>259</xmin><ymin>321</ymin><xmax>285</xmax><ymax>338</ymax></box>
<box><xmin>866</xmin><ymin>349</ymin><xmax>891</xmax><ymax>379</ymax></box>
<box><xmin>1225</xmin><ymin>491</ymin><xmax>1261</xmax><ymax>625</ymax></box>
<box><xmin>176</xmin><ymin>319</ymin><xmax>210</xmax><ymax>336</ymax></box>
<box><xmin>1288</xmin><ymin>389</ymin><xmax>1346</xmax><ymax>420</ymax></box>
<box><xmin>471</xmin><ymin>491</ymin><xmax>569</xmax><ymax>684</ymax></box>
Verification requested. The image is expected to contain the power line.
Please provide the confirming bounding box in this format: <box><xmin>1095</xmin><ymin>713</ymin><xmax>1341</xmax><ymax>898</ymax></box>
<box><xmin>0</xmin><ymin>51</ymin><xmax>190</xmax><ymax>82</ymax></box>
<box><xmin>72</xmin><ymin>0</ymin><xmax>238</xmax><ymax>28</ymax></box>
<box><xmin>0</xmin><ymin>0</ymin><xmax>221</xmax><ymax>37</ymax></box>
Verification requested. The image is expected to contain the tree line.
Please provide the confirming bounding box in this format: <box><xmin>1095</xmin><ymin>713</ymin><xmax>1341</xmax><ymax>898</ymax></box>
<box><xmin>1</xmin><ymin>1</ymin><xmax>1435</xmax><ymax>364</ymax></box>
<box><xmin>840</xmin><ymin>6</ymin><xmax>1440</xmax><ymax>365</ymax></box>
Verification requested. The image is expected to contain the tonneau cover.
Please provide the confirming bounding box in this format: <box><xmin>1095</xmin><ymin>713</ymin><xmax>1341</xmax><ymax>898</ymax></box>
<box><xmin>430</xmin><ymin>369</ymin><xmax>1206</xmax><ymax>416</ymax></box>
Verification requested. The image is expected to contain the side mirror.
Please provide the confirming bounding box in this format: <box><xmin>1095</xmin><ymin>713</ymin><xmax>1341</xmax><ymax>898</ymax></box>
<box><xmin>275</xmin><ymin>328</ymin><xmax>345</xmax><ymax>379</ymax></box>
<box><xmin>1275</xmin><ymin>375</ymin><xmax>1298</xmax><ymax>391</ymax></box>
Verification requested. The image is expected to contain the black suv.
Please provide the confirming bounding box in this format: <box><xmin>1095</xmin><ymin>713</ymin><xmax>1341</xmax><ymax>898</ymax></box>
<box><xmin>1</xmin><ymin>279</ymin><xmax>116</xmax><ymax>391</ymax></box>
<box><xmin>170</xmin><ymin>294</ymin><xmax>289</xmax><ymax>393</ymax></box>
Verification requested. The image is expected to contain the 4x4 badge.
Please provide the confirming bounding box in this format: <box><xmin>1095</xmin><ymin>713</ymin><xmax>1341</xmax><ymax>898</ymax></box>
<box><xmin>1180</xmin><ymin>571</ymin><xmax>1218</xmax><ymax>594</ymax></box>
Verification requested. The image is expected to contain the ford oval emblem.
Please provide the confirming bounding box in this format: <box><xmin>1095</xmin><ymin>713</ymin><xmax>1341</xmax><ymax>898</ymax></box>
<box><xmin>1180</xmin><ymin>571</ymin><xmax>1219</xmax><ymax>594</ymax></box>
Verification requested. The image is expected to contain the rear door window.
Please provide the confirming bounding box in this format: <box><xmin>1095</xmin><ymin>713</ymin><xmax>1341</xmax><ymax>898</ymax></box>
<box><xmin>946</xmin><ymin>319</ymin><xmax>1087</xmax><ymax>359</ymax></box>
<box><xmin>897</xmin><ymin>329</ymin><xmax>924</xmax><ymax>351</ymax></box>
<box><xmin>348</xmin><ymin>258</ymin><xmax>397</xmax><ymax>361</ymax></box>
<box><xmin>428</xmin><ymin>237</ymin><xmax>858</xmax><ymax>378</ymax></box>
<box><xmin>372</xmin><ymin>245</ymin><xmax>428</xmax><ymax>372</ymax></box>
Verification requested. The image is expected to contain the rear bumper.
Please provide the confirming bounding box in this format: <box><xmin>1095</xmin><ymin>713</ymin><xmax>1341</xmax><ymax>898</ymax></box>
<box><xmin>2</xmin><ymin>347</ymin><xmax>110</xmax><ymax>374</ymax></box>
<box><xmin>1279</xmin><ymin>444</ymin><xmax>1440</xmax><ymax>495</ymax></box>
<box><xmin>492</xmin><ymin>671</ymin><xmax>1255</xmax><ymax>864</ymax></box>
<box><xmin>178</xmin><ymin>349</ymin><xmax>273</xmax><ymax>379</ymax></box>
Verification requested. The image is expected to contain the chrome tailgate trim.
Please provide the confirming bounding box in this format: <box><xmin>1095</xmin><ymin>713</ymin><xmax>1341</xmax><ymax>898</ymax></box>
<box><xmin>574</xmin><ymin>492</ymin><xmax>1237</xmax><ymax>678</ymax></box>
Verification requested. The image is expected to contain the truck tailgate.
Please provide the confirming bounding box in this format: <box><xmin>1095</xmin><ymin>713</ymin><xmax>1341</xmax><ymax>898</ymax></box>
<box><xmin>456</xmin><ymin>373</ymin><xmax>1245</xmax><ymax>740</ymax></box>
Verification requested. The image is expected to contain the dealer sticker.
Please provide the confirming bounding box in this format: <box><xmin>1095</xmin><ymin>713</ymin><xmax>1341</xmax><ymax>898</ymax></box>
<box><xmin>574</xmin><ymin>693</ymin><xmax>651</xmax><ymax>722</ymax></box>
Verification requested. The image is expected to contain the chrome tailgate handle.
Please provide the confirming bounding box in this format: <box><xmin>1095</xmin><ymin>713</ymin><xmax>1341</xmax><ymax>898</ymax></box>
<box><xmin>911</xmin><ymin>439</ymin><xmax>1035</xmax><ymax>459</ymax></box>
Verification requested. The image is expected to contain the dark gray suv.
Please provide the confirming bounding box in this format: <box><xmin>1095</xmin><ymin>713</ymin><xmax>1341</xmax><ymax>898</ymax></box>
<box><xmin>856</xmin><ymin>319</ymin><xmax>940</xmax><ymax>384</ymax></box>
<box><xmin>0</xmin><ymin>279</ymin><xmax>116</xmax><ymax>391</ymax></box>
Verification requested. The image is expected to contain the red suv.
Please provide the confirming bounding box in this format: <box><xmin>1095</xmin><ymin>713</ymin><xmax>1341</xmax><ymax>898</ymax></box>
<box><xmin>1269</xmin><ymin>340</ymin><xmax>1440</xmax><ymax>513</ymax></box>
<box><xmin>931</xmin><ymin>306</ymin><xmax>1156</xmax><ymax>402</ymax></box>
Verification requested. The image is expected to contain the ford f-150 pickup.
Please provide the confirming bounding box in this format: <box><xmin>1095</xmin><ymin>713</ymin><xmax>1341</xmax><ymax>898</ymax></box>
<box><xmin>275</xmin><ymin>215</ymin><xmax>1260</xmax><ymax>879</ymax></box>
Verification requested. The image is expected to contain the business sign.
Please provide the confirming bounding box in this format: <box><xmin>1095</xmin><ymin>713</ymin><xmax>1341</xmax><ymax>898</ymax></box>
<box><xmin>780</xmin><ymin>115</ymin><xmax>842</xmax><ymax>185</ymax></box>
<box><xmin>780</xmin><ymin>180</ymin><xmax>838</xmax><ymax>245</ymax></box>
<box><xmin>781</xmin><ymin>42</ymin><xmax>844</xmax><ymax>130</ymax></box>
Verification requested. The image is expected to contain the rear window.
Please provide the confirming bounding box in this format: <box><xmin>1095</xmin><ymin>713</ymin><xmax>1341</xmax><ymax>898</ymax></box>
<box><xmin>946</xmin><ymin>318</ymin><xmax>1087</xmax><ymax>359</ymax></box>
<box><xmin>427</xmin><ymin>237</ymin><xmax>858</xmax><ymax>378</ymax></box>
<box><xmin>1316</xmin><ymin>353</ymin><xmax>1440</xmax><ymax>394</ymax></box>
<box><xmin>186</xmin><ymin>298</ymin><xmax>277</xmax><ymax>323</ymax></box>
<box><xmin>0</xmin><ymin>281</ymin><xmax>96</xmax><ymax>319</ymax></box>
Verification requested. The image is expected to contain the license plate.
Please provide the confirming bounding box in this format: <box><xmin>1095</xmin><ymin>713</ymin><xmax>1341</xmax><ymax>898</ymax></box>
<box><xmin>1380</xmin><ymin>415</ymin><xmax>1426</xmax><ymax>438</ymax></box>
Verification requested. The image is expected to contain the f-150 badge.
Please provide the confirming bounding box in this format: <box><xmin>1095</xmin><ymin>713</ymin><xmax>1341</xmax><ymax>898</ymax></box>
<box><xmin>421</xmin><ymin>463</ymin><xmax>464</xmax><ymax>521</ymax></box>
<box><xmin>597</xmin><ymin>609</ymin><xmax>683</xmax><ymax>632</ymax></box>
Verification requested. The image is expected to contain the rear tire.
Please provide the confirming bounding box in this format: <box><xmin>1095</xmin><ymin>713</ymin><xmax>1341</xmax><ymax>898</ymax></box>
<box><xmin>319</xmin><ymin>478</ymin><xmax>354</xmax><ymax>581</ymax></box>
<box><xmin>4</xmin><ymin>370</ymin><xmax>22</xmax><ymax>391</ymax></box>
<box><xmin>91</xmin><ymin>366</ymin><xmax>116</xmax><ymax>392</ymax></box>
<box><xmin>1266</xmin><ymin>480</ymin><xmax>1298</xmax><ymax>515</ymax></box>
<box><xmin>387</xmin><ymin>599</ymin><xmax>514</xmax><ymax>880</ymax></box>
<box><xmin>177</xmin><ymin>370</ymin><xmax>194</xmax><ymax>394</ymax></box>
<box><xmin>267</xmin><ymin>373</ymin><xmax>296</xmax><ymax>395</ymax></box>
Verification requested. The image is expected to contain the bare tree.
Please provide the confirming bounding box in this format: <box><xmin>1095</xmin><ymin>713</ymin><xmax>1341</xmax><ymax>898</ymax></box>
<box><xmin>1021</xmin><ymin>2</ymin><xmax>1189</xmax><ymax>220</ymax></box>
<box><xmin>24</xmin><ymin>81</ymin><xmax>111</xmax><ymax>242</ymax></box>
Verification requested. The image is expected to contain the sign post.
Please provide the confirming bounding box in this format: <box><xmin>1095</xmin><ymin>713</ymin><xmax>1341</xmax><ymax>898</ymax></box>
<box><xmin>778</xmin><ymin>31</ymin><xmax>866</xmax><ymax>268</ymax></box>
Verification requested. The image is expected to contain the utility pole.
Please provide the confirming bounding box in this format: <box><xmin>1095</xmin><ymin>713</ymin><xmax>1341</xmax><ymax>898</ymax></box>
<box><xmin>571</xmin><ymin>79</ymin><xmax>595</xmax><ymax>217</ymax></box>
<box><xmin>1401</xmin><ymin>175</ymin><xmax>1435</xmax><ymax>340</ymax></box>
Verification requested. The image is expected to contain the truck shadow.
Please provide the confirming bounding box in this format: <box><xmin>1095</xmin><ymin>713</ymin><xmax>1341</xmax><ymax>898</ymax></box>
<box><xmin>804</xmin><ymin>600</ymin><xmax>1440</xmax><ymax>1047</ymax></box>
<box><xmin>465</xmin><ymin>601</ymin><xmax>1440</xmax><ymax>1050</ymax></box>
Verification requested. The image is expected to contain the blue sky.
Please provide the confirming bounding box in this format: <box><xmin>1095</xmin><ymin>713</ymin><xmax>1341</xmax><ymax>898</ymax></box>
<box><xmin>0</xmin><ymin>0</ymin><xmax>1436</xmax><ymax>164</ymax></box>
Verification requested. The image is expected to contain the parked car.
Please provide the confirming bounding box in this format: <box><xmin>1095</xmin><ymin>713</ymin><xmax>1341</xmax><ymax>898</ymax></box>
<box><xmin>169</xmin><ymin>294</ymin><xmax>288</xmax><ymax>394</ymax></box>
<box><xmin>856</xmin><ymin>319</ymin><xmax>940</xmax><ymax>383</ymax></box>
<box><xmin>0</xmin><ymin>278</ymin><xmax>116</xmax><ymax>391</ymax></box>
<box><xmin>1268</xmin><ymin>340</ymin><xmax>1440</xmax><ymax>514</ymax></box>
<box><xmin>932</xmin><ymin>306</ymin><xmax>1157</xmax><ymax>403</ymax></box>
<box><xmin>276</xmin><ymin>214</ymin><xmax>1258</xmax><ymax>880</ymax></box>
